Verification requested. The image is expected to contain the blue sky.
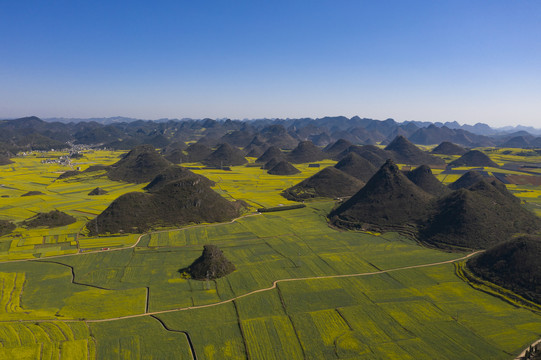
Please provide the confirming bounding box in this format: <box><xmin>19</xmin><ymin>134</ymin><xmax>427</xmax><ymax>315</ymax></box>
<box><xmin>1</xmin><ymin>1</ymin><xmax>540</xmax><ymax>127</ymax></box>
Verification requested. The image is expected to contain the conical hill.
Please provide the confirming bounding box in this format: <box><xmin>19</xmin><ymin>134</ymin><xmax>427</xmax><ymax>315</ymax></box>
<box><xmin>431</xmin><ymin>141</ymin><xmax>467</xmax><ymax>155</ymax></box>
<box><xmin>88</xmin><ymin>187</ymin><xmax>108</xmax><ymax>196</ymax></box>
<box><xmin>107</xmin><ymin>145</ymin><xmax>172</xmax><ymax>184</ymax></box>
<box><xmin>183</xmin><ymin>245</ymin><xmax>236</xmax><ymax>280</ymax></box>
<box><xmin>162</xmin><ymin>141</ymin><xmax>186</xmax><ymax>152</ymax></box>
<box><xmin>385</xmin><ymin>135</ymin><xmax>445</xmax><ymax>166</ymax></box>
<box><xmin>23</xmin><ymin>210</ymin><xmax>76</xmax><ymax>228</ymax></box>
<box><xmin>162</xmin><ymin>142</ymin><xmax>188</xmax><ymax>164</ymax></box>
<box><xmin>267</xmin><ymin>161</ymin><xmax>300</xmax><ymax>175</ymax></box>
<box><xmin>323</xmin><ymin>139</ymin><xmax>352</xmax><ymax>157</ymax></box>
<box><xmin>406</xmin><ymin>165</ymin><xmax>449</xmax><ymax>196</ymax></box>
<box><xmin>283</xmin><ymin>167</ymin><xmax>364</xmax><ymax>201</ymax></box>
<box><xmin>163</xmin><ymin>149</ymin><xmax>188</xmax><ymax>164</ymax></box>
<box><xmin>202</xmin><ymin>143</ymin><xmax>247</xmax><ymax>167</ymax></box>
<box><xmin>500</xmin><ymin>136</ymin><xmax>530</xmax><ymax>149</ymax></box>
<box><xmin>448</xmin><ymin>170</ymin><xmax>491</xmax><ymax>190</ymax></box>
<box><xmin>448</xmin><ymin>150</ymin><xmax>499</xmax><ymax>168</ymax></box>
<box><xmin>248</xmin><ymin>135</ymin><xmax>266</xmax><ymax>147</ymax></box>
<box><xmin>419</xmin><ymin>180</ymin><xmax>541</xmax><ymax>249</ymax></box>
<box><xmin>144</xmin><ymin>165</ymin><xmax>214</xmax><ymax>192</ymax></box>
<box><xmin>21</xmin><ymin>191</ymin><xmax>45</xmax><ymax>196</ymax></box>
<box><xmin>467</xmin><ymin>235</ymin><xmax>541</xmax><ymax>304</ymax></box>
<box><xmin>335</xmin><ymin>145</ymin><xmax>387</xmax><ymax>167</ymax></box>
<box><xmin>243</xmin><ymin>144</ymin><xmax>264</xmax><ymax>158</ymax></box>
<box><xmin>259</xmin><ymin>125</ymin><xmax>298</xmax><ymax>149</ymax></box>
<box><xmin>262</xmin><ymin>157</ymin><xmax>281</xmax><ymax>170</ymax></box>
<box><xmin>87</xmin><ymin>176</ymin><xmax>240</xmax><ymax>235</ymax></box>
<box><xmin>256</xmin><ymin>146</ymin><xmax>284</xmax><ymax>163</ymax></box>
<box><xmin>185</xmin><ymin>143</ymin><xmax>213</xmax><ymax>162</ymax></box>
<box><xmin>330</xmin><ymin>159</ymin><xmax>434</xmax><ymax>230</ymax></box>
<box><xmin>287</xmin><ymin>141</ymin><xmax>325</xmax><ymax>164</ymax></box>
<box><xmin>334</xmin><ymin>152</ymin><xmax>377</xmax><ymax>182</ymax></box>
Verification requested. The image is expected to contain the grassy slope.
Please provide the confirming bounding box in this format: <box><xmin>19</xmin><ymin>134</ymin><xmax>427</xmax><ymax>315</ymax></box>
<box><xmin>0</xmin><ymin>150</ymin><xmax>539</xmax><ymax>358</ymax></box>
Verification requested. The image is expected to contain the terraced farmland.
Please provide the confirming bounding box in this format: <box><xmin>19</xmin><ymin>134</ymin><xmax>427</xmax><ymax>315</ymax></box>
<box><xmin>0</xmin><ymin>150</ymin><xmax>540</xmax><ymax>359</ymax></box>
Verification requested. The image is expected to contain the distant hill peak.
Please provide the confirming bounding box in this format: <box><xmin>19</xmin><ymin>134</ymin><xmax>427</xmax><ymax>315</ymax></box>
<box><xmin>267</xmin><ymin>160</ymin><xmax>300</xmax><ymax>175</ymax></box>
<box><xmin>431</xmin><ymin>141</ymin><xmax>467</xmax><ymax>155</ymax></box>
<box><xmin>107</xmin><ymin>144</ymin><xmax>172</xmax><ymax>184</ymax></box>
<box><xmin>406</xmin><ymin>165</ymin><xmax>449</xmax><ymax>196</ymax></box>
<box><xmin>282</xmin><ymin>166</ymin><xmax>363</xmax><ymax>200</ymax></box>
<box><xmin>448</xmin><ymin>150</ymin><xmax>499</xmax><ymax>168</ymax></box>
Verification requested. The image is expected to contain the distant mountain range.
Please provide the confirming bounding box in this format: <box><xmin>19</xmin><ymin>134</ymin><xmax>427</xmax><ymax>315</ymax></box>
<box><xmin>0</xmin><ymin>115</ymin><xmax>540</xmax><ymax>154</ymax></box>
<box><xmin>40</xmin><ymin>116</ymin><xmax>541</xmax><ymax>135</ymax></box>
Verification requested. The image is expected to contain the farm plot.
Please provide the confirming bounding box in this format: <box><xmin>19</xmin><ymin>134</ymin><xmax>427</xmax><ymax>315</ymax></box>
<box><xmin>0</xmin><ymin>149</ymin><xmax>539</xmax><ymax>359</ymax></box>
<box><xmin>191</xmin><ymin>161</ymin><xmax>336</xmax><ymax>208</ymax></box>
<box><xmin>0</xmin><ymin>260</ymin><xmax>147</xmax><ymax>322</ymax></box>
<box><xmin>89</xmin><ymin>316</ymin><xmax>193</xmax><ymax>359</ymax></box>
<box><xmin>0</xmin><ymin>152</ymin><xmax>148</xmax><ymax>260</ymax></box>
<box><xmin>78</xmin><ymin>233</ymin><xmax>139</xmax><ymax>250</ymax></box>
<box><xmin>156</xmin><ymin>303</ymin><xmax>247</xmax><ymax>360</ymax></box>
<box><xmin>0</xmin><ymin>321</ymin><xmax>95</xmax><ymax>360</ymax></box>
<box><xmin>273</xmin><ymin>266</ymin><xmax>541</xmax><ymax>359</ymax></box>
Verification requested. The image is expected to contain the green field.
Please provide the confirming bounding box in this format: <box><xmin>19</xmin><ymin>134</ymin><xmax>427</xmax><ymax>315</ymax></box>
<box><xmin>0</xmin><ymin>149</ymin><xmax>540</xmax><ymax>359</ymax></box>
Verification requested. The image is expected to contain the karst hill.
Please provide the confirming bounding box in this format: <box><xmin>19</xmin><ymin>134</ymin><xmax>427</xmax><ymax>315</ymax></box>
<box><xmin>448</xmin><ymin>150</ymin><xmax>499</xmax><ymax>168</ymax></box>
<box><xmin>406</xmin><ymin>165</ymin><xmax>449</xmax><ymax>196</ymax></box>
<box><xmin>202</xmin><ymin>143</ymin><xmax>247</xmax><ymax>167</ymax></box>
<box><xmin>333</xmin><ymin>152</ymin><xmax>378</xmax><ymax>182</ymax></box>
<box><xmin>267</xmin><ymin>161</ymin><xmax>300</xmax><ymax>175</ymax></box>
<box><xmin>287</xmin><ymin>141</ymin><xmax>326</xmax><ymax>164</ymax></box>
<box><xmin>23</xmin><ymin>210</ymin><xmax>76</xmax><ymax>228</ymax></box>
<box><xmin>330</xmin><ymin>160</ymin><xmax>540</xmax><ymax>250</ymax></box>
<box><xmin>107</xmin><ymin>144</ymin><xmax>172</xmax><ymax>184</ymax></box>
<box><xmin>181</xmin><ymin>245</ymin><xmax>236</xmax><ymax>280</ymax></box>
<box><xmin>185</xmin><ymin>143</ymin><xmax>213</xmax><ymax>162</ymax></box>
<box><xmin>467</xmin><ymin>235</ymin><xmax>541</xmax><ymax>304</ymax></box>
<box><xmin>243</xmin><ymin>144</ymin><xmax>265</xmax><ymax>158</ymax></box>
<box><xmin>143</xmin><ymin>165</ymin><xmax>214</xmax><ymax>192</ymax></box>
<box><xmin>88</xmin><ymin>187</ymin><xmax>108</xmax><ymax>196</ymax></box>
<box><xmin>431</xmin><ymin>141</ymin><xmax>467</xmax><ymax>155</ymax></box>
<box><xmin>256</xmin><ymin>146</ymin><xmax>284</xmax><ymax>164</ymax></box>
<box><xmin>448</xmin><ymin>170</ymin><xmax>492</xmax><ymax>190</ymax></box>
<box><xmin>335</xmin><ymin>145</ymin><xmax>387</xmax><ymax>167</ymax></box>
<box><xmin>258</xmin><ymin>124</ymin><xmax>298</xmax><ymax>150</ymax></box>
<box><xmin>419</xmin><ymin>179</ymin><xmax>540</xmax><ymax>249</ymax></box>
<box><xmin>384</xmin><ymin>135</ymin><xmax>446</xmax><ymax>166</ymax></box>
<box><xmin>87</xmin><ymin>168</ymin><xmax>240</xmax><ymax>235</ymax></box>
<box><xmin>261</xmin><ymin>157</ymin><xmax>281</xmax><ymax>170</ymax></box>
<box><xmin>161</xmin><ymin>141</ymin><xmax>188</xmax><ymax>164</ymax></box>
<box><xmin>330</xmin><ymin>159</ymin><xmax>434</xmax><ymax>231</ymax></box>
<box><xmin>282</xmin><ymin>166</ymin><xmax>364</xmax><ymax>201</ymax></box>
<box><xmin>323</xmin><ymin>139</ymin><xmax>353</xmax><ymax>158</ymax></box>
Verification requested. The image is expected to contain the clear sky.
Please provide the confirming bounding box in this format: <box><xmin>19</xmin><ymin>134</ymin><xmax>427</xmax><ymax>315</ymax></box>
<box><xmin>1</xmin><ymin>1</ymin><xmax>540</xmax><ymax>127</ymax></box>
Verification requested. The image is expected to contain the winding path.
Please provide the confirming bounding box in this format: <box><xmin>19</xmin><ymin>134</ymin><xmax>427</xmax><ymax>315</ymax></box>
<box><xmin>84</xmin><ymin>250</ymin><xmax>483</xmax><ymax>323</ymax></box>
<box><xmin>1</xmin><ymin>213</ymin><xmax>536</xmax><ymax>359</ymax></box>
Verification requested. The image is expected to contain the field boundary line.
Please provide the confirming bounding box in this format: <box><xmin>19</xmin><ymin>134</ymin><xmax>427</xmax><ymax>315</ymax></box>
<box><xmin>0</xmin><ymin>251</ymin><xmax>482</xmax><ymax>326</ymax></box>
<box><xmin>150</xmin><ymin>315</ymin><xmax>197</xmax><ymax>360</ymax></box>
<box><xmin>0</xmin><ymin>212</ymin><xmax>261</xmax><ymax>265</ymax></box>
<box><xmin>82</xmin><ymin>250</ymin><xmax>482</xmax><ymax>323</ymax></box>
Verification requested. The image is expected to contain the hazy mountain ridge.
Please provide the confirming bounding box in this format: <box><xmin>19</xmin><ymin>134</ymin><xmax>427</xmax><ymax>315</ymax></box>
<box><xmin>1</xmin><ymin>115</ymin><xmax>540</xmax><ymax>153</ymax></box>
